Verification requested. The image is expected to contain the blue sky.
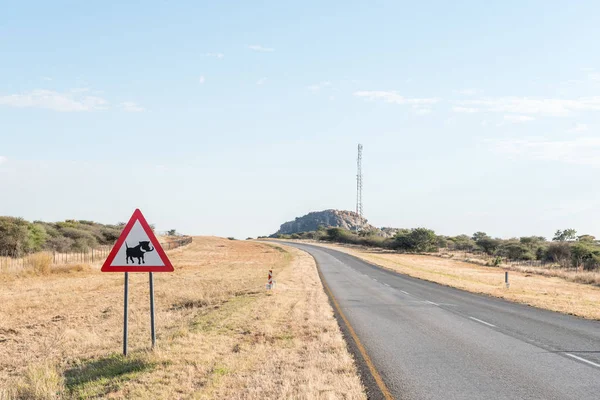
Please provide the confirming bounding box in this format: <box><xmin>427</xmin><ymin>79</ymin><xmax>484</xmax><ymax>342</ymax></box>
<box><xmin>1</xmin><ymin>0</ymin><xmax>600</xmax><ymax>239</ymax></box>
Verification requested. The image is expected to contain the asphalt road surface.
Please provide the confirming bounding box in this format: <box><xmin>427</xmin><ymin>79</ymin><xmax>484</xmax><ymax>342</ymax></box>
<box><xmin>282</xmin><ymin>242</ymin><xmax>600</xmax><ymax>400</ymax></box>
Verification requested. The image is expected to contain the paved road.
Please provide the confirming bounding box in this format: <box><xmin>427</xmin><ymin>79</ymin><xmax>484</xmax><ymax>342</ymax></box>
<box><xmin>282</xmin><ymin>242</ymin><xmax>600</xmax><ymax>400</ymax></box>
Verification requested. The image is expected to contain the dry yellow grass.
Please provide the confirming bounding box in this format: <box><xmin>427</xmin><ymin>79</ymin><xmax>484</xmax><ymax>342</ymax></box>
<box><xmin>302</xmin><ymin>241</ymin><xmax>600</xmax><ymax>320</ymax></box>
<box><xmin>0</xmin><ymin>237</ymin><xmax>364</xmax><ymax>399</ymax></box>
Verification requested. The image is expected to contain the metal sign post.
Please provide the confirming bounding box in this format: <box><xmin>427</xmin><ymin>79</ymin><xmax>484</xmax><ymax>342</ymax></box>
<box><xmin>149</xmin><ymin>272</ymin><xmax>156</xmax><ymax>348</ymax></box>
<box><xmin>102</xmin><ymin>209</ymin><xmax>175</xmax><ymax>355</ymax></box>
<box><xmin>123</xmin><ymin>272</ymin><xmax>129</xmax><ymax>356</ymax></box>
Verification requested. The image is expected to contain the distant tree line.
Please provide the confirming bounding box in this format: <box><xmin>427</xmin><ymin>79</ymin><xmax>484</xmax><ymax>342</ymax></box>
<box><xmin>0</xmin><ymin>217</ymin><xmax>125</xmax><ymax>256</ymax></box>
<box><xmin>270</xmin><ymin>227</ymin><xmax>600</xmax><ymax>271</ymax></box>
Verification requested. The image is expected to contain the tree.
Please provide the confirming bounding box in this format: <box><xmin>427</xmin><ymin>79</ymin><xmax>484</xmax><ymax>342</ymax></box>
<box><xmin>472</xmin><ymin>232</ymin><xmax>488</xmax><ymax>242</ymax></box>
<box><xmin>27</xmin><ymin>223</ymin><xmax>48</xmax><ymax>252</ymax></box>
<box><xmin>553</xmin><ymin>229</ymin><xmax>577</xmax><ymax>242</ymax></box>
<box><xmin>409</xmin><ymin>228</ymin><xmax>438</xmax><ymax>252</ymax></box>
<box><xmin>498</xmin><ymin>241</ymin><xmax>534</xmax><ymax>260</ymax></box>
<box><xmin>450</xmin><ymin>235</ymin><xmax>477</xmax><ymax>251</ymax></box>
<box><xmin>545</xmin><ymin>242</ymin><xmax>571</xmax><ymax>268</ymax></box>
<box><xmin>391</xmin><ymin>228</ymin><xmax>438</xmax><ymax>252</ymax></box>
<box><xmin>476</xmin><ymin>236</ymin><xmax>501</xmax><ymax>255</ymax></box>
<box><xmin>437</xmin><ymin>236</ymin><xmax>448</xmax><ymax>249</ymax></box>
<box><xmin>325</xmin><ymin>227</ymin><xmax>346</xmax><ymax>242</ymax></box>
<box><xmin>0</xmin><ymin>217</ymin><xmax>30</xmax><ymax>256</ymax></box>
<box><xmin>519</xmin><ymin>236</ymin><xmax>546</xmax><ymax>250</ymax></box>
<box><xmin>167</xmin><ymin>229</ymin><xmax>177</xmax><ymax>236</ymax></box>
<box><xmin>577</xmin><ymin>234</ymin><xmax>595</xmax><ymax>243</ymax></box>
<box><xmin>570</xmin><ymin>242</ymin><xmax>593</xmax><ymax>271</ymax></box>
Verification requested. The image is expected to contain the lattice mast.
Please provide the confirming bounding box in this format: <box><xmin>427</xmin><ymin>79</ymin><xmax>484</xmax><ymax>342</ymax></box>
<box><xmin>356</xmin><ymin>144</ymin><xmax>363</xmax><ymax>217</ymax></box>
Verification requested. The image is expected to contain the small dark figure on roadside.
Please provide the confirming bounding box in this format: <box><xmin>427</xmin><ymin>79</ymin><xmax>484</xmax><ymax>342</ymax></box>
<box><xmin>125</xmin><ymin>241</ymin><xmax>155</xmax><ymax>264</ymax></box>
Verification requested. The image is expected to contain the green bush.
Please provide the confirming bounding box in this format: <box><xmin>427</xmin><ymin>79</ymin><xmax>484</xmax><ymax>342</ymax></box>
<box><xmin>0</xmin><ymin>217</ymin><xmax>127</xmax><ymax>255</ymax></box>
<box><xmin>390</xmin><ymin>228</ymin><xmax>438</xmax><ymax>252</ymax></box>
<box><xmin>497</xmin><ymin>242</ymin><xmax>534</xmax><ymax>260</ymax></box>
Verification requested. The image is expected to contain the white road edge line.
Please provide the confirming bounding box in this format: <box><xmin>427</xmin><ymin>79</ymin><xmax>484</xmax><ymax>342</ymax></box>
<box><xmin>400</xmin><ymin>290</ymin><xmax>410</xmax><ymax>295</ymax></box>
<box><xmin>426</xmin><ymin>301</ymin><xmax>439</xmax><ymax>306</ymax></box>
<box><xmin>383</xmin><ymin>283</ymin><xmax>390</xmax><ymax>287</ymax></box>
<box><xmin>566</xmin><ymin>353</ymin><xmax>600</xmax><ymax>368</ymax></box>
<box><xmin>469</xmin><ymin>316</ymin><xmax>496</xmax><ymax>327</ymax></box>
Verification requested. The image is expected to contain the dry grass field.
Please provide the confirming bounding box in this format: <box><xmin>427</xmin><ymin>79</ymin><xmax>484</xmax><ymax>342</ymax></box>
<box><xmin>302</xmin><ymin>241</ymin><xmax>600</xmax><ymax>320</ymax></box>
<box><xmin>0</xmin><ymin>237</ymin><xmax>364</xmax><ymax>399</ymax></box>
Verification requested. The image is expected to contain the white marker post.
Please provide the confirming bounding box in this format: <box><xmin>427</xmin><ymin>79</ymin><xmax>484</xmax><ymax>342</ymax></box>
<box><xmin>505</xmin><ymin>271</ymin><xmax>510</xmax><ymax>288</ymax></box>
<box><xmin>266</xmin><ymin>269</ymin><xmax>274</xmax><ymax>290</ymax></box>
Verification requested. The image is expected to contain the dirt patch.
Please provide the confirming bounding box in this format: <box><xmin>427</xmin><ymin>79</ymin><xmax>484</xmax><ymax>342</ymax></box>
<box><xmin>0</xmin><ymin>237</ymin><xmax>364</xmax><ymax>399</ymax></box>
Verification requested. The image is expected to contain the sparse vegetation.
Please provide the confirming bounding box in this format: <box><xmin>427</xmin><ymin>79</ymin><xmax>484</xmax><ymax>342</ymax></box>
<box><xmin>24</xmin><ymin>253</ymin><xmax>53</xmax><ymax>275</ymax></box>
<box><xmin>0</xmin><ymin>237</ymin><xmax>364</xmax><ymax>399</ymax></box>
<box><xmin>273</xmin><ymin>226</ymin><xmax>600</xmax><ymax>273</ymax></box>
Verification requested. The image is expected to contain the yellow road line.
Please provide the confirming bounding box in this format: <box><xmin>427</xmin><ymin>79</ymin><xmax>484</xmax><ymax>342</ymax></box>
<box><xmin>317</xmin><ymin>265</ymin><xmax>394</xmax><ymax>400</ymax></box>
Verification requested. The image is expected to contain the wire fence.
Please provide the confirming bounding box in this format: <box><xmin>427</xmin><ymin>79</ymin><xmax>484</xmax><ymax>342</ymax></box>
<box><xmin>0</xmin><ymin>236</ymin><xmax>193</xmax><ymax>272</ymax></box>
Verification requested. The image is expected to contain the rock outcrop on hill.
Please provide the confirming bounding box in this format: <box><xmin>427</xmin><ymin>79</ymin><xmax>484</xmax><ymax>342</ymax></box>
<box><xmin>272</xmin><ymin>209</ymin><xmax>375</xmax><ymax>236</ymax></box>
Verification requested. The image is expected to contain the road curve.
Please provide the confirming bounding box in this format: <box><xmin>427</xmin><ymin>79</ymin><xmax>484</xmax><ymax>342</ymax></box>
<box><xmin>280</xmin><ymin>242</ymin><xmax>600</xmax><ymax>400</ymax></box>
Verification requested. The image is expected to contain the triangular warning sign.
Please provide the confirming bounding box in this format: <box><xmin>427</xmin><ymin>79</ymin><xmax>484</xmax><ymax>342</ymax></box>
<box><xmin>101</xmin><ymin>209</ymin><xmax>174</xmax><ymax>272</ymax></box>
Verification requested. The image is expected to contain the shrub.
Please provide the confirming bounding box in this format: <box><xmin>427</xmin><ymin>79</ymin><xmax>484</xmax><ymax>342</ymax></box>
<box><xmin>45</xmin><ymin>236</ymin><xmax>74</xmax><ymax>253</ymax></box>
<box><xmin>27</xmin><ymin>224</ymin><xmax>48</xmax><ymax>252</ymax></box>
<box><xmin>59</xmin><ymin>228</ymin><xmax>98</xmax><ymax>249</ymax></box>
<box><xmin>545</xmin><ymin>242</ymin><xmax>571</xmax><ymax>268</ymax></box>
<box><xmin>475</xmin><ymin>236</ymin><xmax>501</xmax><ymax>255</ymax></box>
<box><xmin>571</xmin><ymin>242</ymin><xmax>600</xmax><ymax>271</ymax></box>
<box><xmin>498</xmin><ymin>242</ymin><xmax>534</xmax><ymax>260</ymax></box>
<box><xmin>449</xmin><ymin>235</ymin><xmax>477</xmax><ymax>251</ymax></box>
<box><xmin>15</xmin><ymin>362</ymin><xmax>64</xmax><ymax>399</ymax></box>
<box><xmin>25</xmin><ymin>253</ymin><xmax>53</xmax><ymax>275</ymax></box>
<box><xmin>390</xmin><ymin>228</ymin><xmax>438</xmax><ymax>252</ymax></box>
<box><xmin>0</xmin><ymin>216</ymin><xmax>30</xmax><ymax>256</ymax></box>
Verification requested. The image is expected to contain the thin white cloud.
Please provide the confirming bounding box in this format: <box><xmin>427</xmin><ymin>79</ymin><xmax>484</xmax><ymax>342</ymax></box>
<box><xmin>569</xmin><ymin>123</ymin><xmax>588</xmax><ymax>132</ymax></box>
<box><xmin>504</xmin><ymin>115</ymin><xmax>535</xmax><ymax>123</ymax></box>
<box><xmin>120</xmin><ymin>101</ymin><xmax>144</xmax><ymax>112</ymax></box>
<box><xmin>307</xmin><ymin>81</ymin><xmax>331</xmax><ymax>92</ymax></box>
<box><xmin>0</xmin><ymin>89</ymin><xmax>108</xmax><ymax>112</ymax></box>
<box><xmin>589</xmin><ymin>72</ymin><xmax>600</xmax><ymax>82</ymax></box>
<box><xmin>492</xmin><ymin>137</ymin><xmax>600</xmax><ymax>167</ymax></box>
<box><xmin>453</xmin><ymin>106</ymin><xmax>479</xmax><ymax>113</ymax></box>
<box><xmin>459</xmin><ymin>96</ymin><xmax>600</xmax><ymax>117</ymax></box>
<box><xmin>256</xmin><ymin>77</ymin><xmax>267</xmax><ymax>85</ymax></box>
<box><xmin>41</xmin><ymin>76</ymin><xmax>53</xmax><ymax>81</ymax></box>
<box><xmin>0</xmin><ymin>156</ymin><xmax>6</xmax><ymax>165</ymax></box>
<box><xmin>199</xmin><ymin>75</ymin><xmax>205</xmax><ymax>84</ymax></box>
<box><xmin>248</xmin><ymin>45</ymin><xmax>275</xmax><ymax>52</ymax></box>
<box><xmin>353</xmin><ymin>90</ymin><xmax>440</xmax><ymax>105</ymax></box>
<box><xmin>203</xmin><ymin>52</ymin><xmax>224</xmax><ymax>59</ymax></box>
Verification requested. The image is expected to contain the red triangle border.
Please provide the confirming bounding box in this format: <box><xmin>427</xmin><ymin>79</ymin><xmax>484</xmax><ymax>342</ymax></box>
<box><xmin>101</xmin><ymin>209</ymin><xmax>174</xmax><ymax>272</ymax></box>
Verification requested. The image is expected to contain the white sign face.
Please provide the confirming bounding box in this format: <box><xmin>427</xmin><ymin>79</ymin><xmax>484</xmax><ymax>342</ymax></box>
<box><xmin>109</xmin><ymin>220</ymin><xmax>166</xmax><ymax>267</ymax></box>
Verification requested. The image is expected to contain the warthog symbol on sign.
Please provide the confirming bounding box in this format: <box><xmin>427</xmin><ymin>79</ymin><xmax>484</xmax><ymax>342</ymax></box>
<box><xmin>125</xmin><ymin>241</ymin><xmax>155</xmax><ymax>264</ymax></box>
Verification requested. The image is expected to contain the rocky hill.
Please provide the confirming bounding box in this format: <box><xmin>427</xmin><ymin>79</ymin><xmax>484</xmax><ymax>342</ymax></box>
<box><xmin>272</xmin><ymin>209</ymin><xmax>375</xmax><ymax>236</ymax></box>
